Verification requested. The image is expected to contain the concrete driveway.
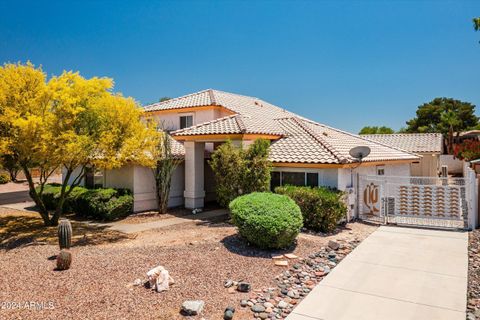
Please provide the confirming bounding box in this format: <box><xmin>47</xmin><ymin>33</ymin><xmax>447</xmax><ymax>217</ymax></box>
<box><xmin>287</xmin><ymin>226</ymin><xmax>468</xmax><ymax>320</ymax></box>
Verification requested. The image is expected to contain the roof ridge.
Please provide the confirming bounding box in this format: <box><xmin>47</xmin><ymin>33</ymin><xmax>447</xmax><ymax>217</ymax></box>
<box><xmin>234</xmin><ymin>115</ymin><xmax>247</xmax><ymax>133</ymax></box>
<box><xmin>171</xmin><ymin>114</ymin><xmax>238</xmax><ymax>135</ymax></box>
<box><xmin>290</xmin><ymin>117</ymin><xmax>347</xmax><ymax>164</ymax></box>
<box><xmin>300</xmin><ymin>118</ymin><xmax>420</xmax><ymax>158</ymax></box>
<box><xmin>143</xmin><ymin>89</ymin><xmax>213</xmax><ymax>110</ymax></box>
<box><xmin>208</xmin><ymin>89</ymin><xmax>217</xmax><ymax>106</ymax></box>
<box><xmin>210</xmin><ymin>89</ymin><xmax>260</xmax><ymax>100</ymax></box>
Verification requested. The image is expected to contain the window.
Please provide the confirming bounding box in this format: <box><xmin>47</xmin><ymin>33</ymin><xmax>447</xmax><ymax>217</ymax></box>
<box><xmin>306</xmin><ymin>173</ymin><xmax>319</xmax><ymax>187</ymax></box>
<box><xmin>376</xmin><ymin>165</ymin><xmax>385</xmax><ymax>176</ymax></box>
<box><xmin>270</xmin><ymin>171</ymin><xmax>319</xmax><ymax>189</ymax></box>
<box><xmin>179</xmin><ymin>115</ymin><xmax>193</xmax><ymax>129</ymax></box>
<box><xmin>282</xmin><ymin>172</ymin><xmax>305</xmax><ymax>186</ymax></box>
<box><xmin>271</xmin><ymin>172</ymin><xmax>281</xmax><ymax>191</ymax></box>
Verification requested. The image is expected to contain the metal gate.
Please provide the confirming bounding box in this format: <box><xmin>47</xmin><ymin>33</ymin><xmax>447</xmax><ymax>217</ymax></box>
<box><xmin>357</xmin><ymin>175</ymin><xmax>469</xmax><ymax>229</ymax></box>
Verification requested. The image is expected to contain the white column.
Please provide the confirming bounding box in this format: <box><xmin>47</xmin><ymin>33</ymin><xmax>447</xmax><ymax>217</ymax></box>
<box><xmin>184</xmin><ymin>141</ymin><xmax>205</xmax><ymax>209</ymax></box>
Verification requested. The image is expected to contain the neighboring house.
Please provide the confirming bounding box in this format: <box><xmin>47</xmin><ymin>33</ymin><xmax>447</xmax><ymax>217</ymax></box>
<box><xmin>66</xmin><ymin>89</ymin><xmax>420</xmax><ymax>212</ymax></box>
<box><xmin>361</xmin><ymin>133</ymin><xmax>443</xmax><ymax>177</ymax></box>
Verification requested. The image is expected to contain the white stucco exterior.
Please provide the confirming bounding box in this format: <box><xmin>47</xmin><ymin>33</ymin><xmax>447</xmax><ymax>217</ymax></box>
<box><xmin>150</xmin><ymin>108</ymin><xmax>231</xmax><ymax>131</ymax></box>
<box><xmin>273</xmin><ymin>163</ymin><xmax>410</xmax><ymax>191</ymax></box>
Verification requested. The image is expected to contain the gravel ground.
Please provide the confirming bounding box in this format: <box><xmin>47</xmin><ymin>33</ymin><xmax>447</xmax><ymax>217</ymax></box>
<box><xmin>468</xmin><ymin>229</ymin><xmax>480</xmax><ymax>319</ymax></box>
<box><xmin>0</xmin><ymin>214</ymin><xmax>376</xmax><ymax>320</ymax></box>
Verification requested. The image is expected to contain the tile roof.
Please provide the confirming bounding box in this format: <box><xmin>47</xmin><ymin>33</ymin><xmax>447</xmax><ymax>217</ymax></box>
<box><xmin>361</xmin><ymin>133</ymin><xmax>443</xmax><ymax>153</ymax></box>
<box><xmin>145</xmin><ymin>89</ymin><xmax>420</xmax><ymax>164</ymax></box>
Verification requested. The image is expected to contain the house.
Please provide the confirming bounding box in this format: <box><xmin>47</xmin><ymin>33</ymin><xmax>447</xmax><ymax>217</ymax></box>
<box><xmin>361</xmin><ymin>133</ymin><xmax>443</xmax><ymax>177</ymax></box>
<box><xmin>73</xmin><ymin>89</ymin><xmax>420</xmax><ymax>212</ymax></box>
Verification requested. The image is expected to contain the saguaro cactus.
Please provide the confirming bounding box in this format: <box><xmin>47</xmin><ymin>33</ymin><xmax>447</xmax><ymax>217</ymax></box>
<box><xmin>58</xmin><ymin>219</ymin><xmax>72</xmax><ymax>249</ymax></box>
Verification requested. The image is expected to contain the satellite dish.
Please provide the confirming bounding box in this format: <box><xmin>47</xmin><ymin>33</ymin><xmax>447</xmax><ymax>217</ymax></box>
<box><xmin>349</xmin><ymin>146</ymin><xmax>371</xmax><ymax>161</ymax></box>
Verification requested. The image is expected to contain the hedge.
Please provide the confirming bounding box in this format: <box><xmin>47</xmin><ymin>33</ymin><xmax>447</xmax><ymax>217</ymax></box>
<box><xmin>229</xmin><ymin>192</ymin><xmax>303</xmax><ymax>249</ymax></box>
<box><xmin>275</xmin><ymin>185</ymin><xmax>346</xmax><ymax>233</ymax></box>
<box><xmin>38</xmin><ymin>184</ymin><xmax>133</xmax><ymax>221</ymax></box>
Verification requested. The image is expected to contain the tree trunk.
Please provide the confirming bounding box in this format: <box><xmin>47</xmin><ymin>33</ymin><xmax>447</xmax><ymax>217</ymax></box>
<box><xmin>448</xmin><ymin>126</ymin><xmax>454</xmax><ymax>155</ymax></box>
<box><xmin>21</xmin><ymin>165</ymin><xmax>52</xmax><ymax>226</ymax></box>
<box><xmin>52</xmin><ymin>168</ymin><xmax>78</xmax><ymax>227</ymax></box>
<box><xmin>8</xmin><ymin>169</ymin><xmax>18</xmax><ymax>182</ymax></box>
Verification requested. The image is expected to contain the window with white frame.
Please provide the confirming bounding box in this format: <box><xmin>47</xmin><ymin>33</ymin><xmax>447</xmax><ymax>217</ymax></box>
<box><xmin>376</xmin><ymin>165</ymin><xmax>385</xmax><ymax>176</ymax></box>
<box><xmin>179</xmin><ymin>115</ymin><xmax>193</xmax><ymax>129</ymax></box>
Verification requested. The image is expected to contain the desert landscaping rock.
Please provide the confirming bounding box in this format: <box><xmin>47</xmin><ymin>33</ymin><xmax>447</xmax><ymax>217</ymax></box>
<box><xmin>133</xmin><ymin>278</ymin><xmax>142</xmax><ymax>286</ymax></box>
<box><xmin>251</xmin><ymin>303</ymin><xmax>265</xmax><ymax>312</ymax></box>
<box><xmin>274</xmin><ymin>260</ymin><xmax>288</xmax><ymax>266</ymax></box>
<box><xmin>328</xmin><ymin>240</ymin><xmax>340</xmax><ymax>250</ymax></box>
<box><xmin>181</xmin><ymin>300</ymin><xmax>205</xmax><ymax>316</ymax></box>
<box><xmin>241</xmin><ymin>237</ymin><xmax>364</xmax><ymax>319</ymax></box>
<box><xmin>237</xmin><ymin>282</ymin><xmax>251</xmax><ymax>292</ymax></box>
<box><xmin>223</xmin><ymin>306</ymin><xmax>235</xmax><ymax>319</ymax></box>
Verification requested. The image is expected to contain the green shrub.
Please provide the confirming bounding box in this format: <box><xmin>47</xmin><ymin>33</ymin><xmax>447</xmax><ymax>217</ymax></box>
<box><xmin>275</xmin><ymin>186</ymin><xmax>346</xmax><ymax>232</ymax></box>
<box><xmin>39</xmin><ymin>184</ymin><xmax>88</xmax><ymax>211</ymax></box>
<box><xmin>0</xmin><ymin>172</ymin><xmax>11</xmax><ymax>184</ymax></box>
<box><xmin>229</xmin><ymin>192</ymin><xmax>303</xmax><ymax>249</ymax></box>
<box><xmin>38</xmin><ymin>184</ymin><xmax>133</xmax><ymax>221</ymax></box>
<box><xmin>209</xmin><ymin>139</ymin><xmax>271</xmax><ymax>207</ymax></box>
<box><xmin>104</xmin><ymin>195</ymin><xmax>134</xmax><ymax>220</ymax></box>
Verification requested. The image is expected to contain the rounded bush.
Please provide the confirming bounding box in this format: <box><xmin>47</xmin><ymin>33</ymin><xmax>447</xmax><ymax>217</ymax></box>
<box><xmin>229</xmin><ymin>192</ymin><xmax>303</xmax><ymax>249</ymax></box>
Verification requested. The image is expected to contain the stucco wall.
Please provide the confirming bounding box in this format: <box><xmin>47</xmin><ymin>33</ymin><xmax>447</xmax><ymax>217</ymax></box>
<box><xmin>272</xmin><ymin>163</ymin><xmax>410</xmax><ymax>193</ymax></box>
<box><xmin>131</xmin><ymin>164</ymin><xmax>185</xmax><ymax>212</ymax></box>
<box><xmin>440</xmin><ymin>155</ymin><xmax>464</xmax><ymax>175</ymax></box>
<box><xmin>62</xmin><ymin>166</ymin><xmax>86</xmax><ymax>186</ymax></box>
<box><xmin>337</xmin><ymin>163</ymin><xmax>411</xmax><ymax>190</ymax></box>
<box><xmin>104</xmin><ymin>165</ymin><xmax>134</xmax><ymax>190</ymax></box>
<box><xmin>410</xmin><ymin>153</ymin><xmax>439</xmax><ymax>177</ymax></box>
<box><xmin>151</xmin><ymin>108</ymin><xmax>231</xmax><ymax>131</ymax></box>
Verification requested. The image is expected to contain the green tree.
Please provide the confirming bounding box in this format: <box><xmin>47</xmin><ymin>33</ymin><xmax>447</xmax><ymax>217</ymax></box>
<box><xmin>405</xmin><ymin>98</ymin><xmax>478</xmax><ymax>153</ymax></box>
<box><xmin>209</xmin><ymin>139</ymin><xmax>271</xmax><ymax>207</ymax></box>
<box><xmin>0</xmin><ymin>63</ymin><xmax>157</xmax><ymax>226</ymax></box>
<box><xmin>359</xmin><ymin>126</ymin><xmax>395</xmax><ymax>134</ymax></box>
<box><xmin>241</xmin><ymin>139</ymin><xmax>271</xmax><ymax>194</ymax></box>
<box><xmin>159</xmin><ymin>97</ymin><xmax>172</xmax><ymax>102</ymax></box>
<box><xmin>474</xmin><ymin>17</ymin><xmax>480</xmax><ymax>31</ymax></box>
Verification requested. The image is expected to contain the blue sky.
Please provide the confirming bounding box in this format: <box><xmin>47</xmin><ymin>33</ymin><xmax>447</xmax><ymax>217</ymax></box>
<box><xmin>1</xmin><ymin>0</ymin><xmax>479</xmax><ymax>133</ymax></box>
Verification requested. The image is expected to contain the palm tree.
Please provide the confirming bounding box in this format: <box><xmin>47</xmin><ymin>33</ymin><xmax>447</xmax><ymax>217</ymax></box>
<box><xmin>441</xmin><ymin>110</ymin><xmax>461</xmax><ymax>155</ymax></box>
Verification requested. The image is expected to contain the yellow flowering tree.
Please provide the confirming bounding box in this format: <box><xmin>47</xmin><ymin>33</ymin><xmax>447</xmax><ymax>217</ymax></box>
<box><xmin>0</xmin><ymin>62</ymin><xmax>158</xmax><ymax>226</ymax></box>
